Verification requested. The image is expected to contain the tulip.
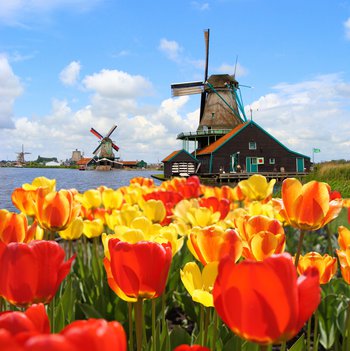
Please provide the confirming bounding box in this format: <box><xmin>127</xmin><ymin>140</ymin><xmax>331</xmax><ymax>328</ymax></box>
<box><xmin>276</xmin><ymin>178</ymin><xmax>342</xmax><ymax>231</ymax></box>
<box><xmin>213</xmin><ymin>253</ymin><xmax>320</xmax><ymax>345</ymax></box>
<box><xmin>61</xmin><ymin>319</ymin><xmax>127</xmax><ymax>351</ymax></box>
<box><xmin>296</xmin><ymin>252</ymin><xmax>337</xmax><ymax>284</ymax></box>
<box><xmin>198</xmin><ymin>197</ymin><xmax>230</xmax><ymax>220</ymax></box>
<box><xmin>130</xmin><ymin>177</ymin><xmax>155</xmax><ymax>188</ymax></box>
<box><xmin>83</xmin><ymin>219</ymin><xmax>104</xmax><ymax>239</ymax></box>
<box><xmin>139</xmin><ymin>199</ymin><xmax>167</xmax><ymax>223</ymax></box>
<box><xmin>35</xmin><ymin>189</ymin><xmax>81</xmax><ymax>232</ymax></box>
<box><xmin>238</xmin><ymin>174</ymin><xmax>276</xmax><ymax>201</ymax></box>
<box><xmin>75</xmin><ymin>189</ymin><xmax>102</xmax><ymax>209</ymax></box>
<box><xmin>0</xmin><ymin>240</ymin><xmax>75</xmax><ymax>307</ymax></box>
<box><xmin>23</xmin><ymin>334</ymin><xmax>77</xmax><ymax>351</ymax></box>
<box><xmin>338</xmin><ymin>225</ymin><xmax>350</xmax><ymax>251</ymax></box>
<box><xmin>0</xmin><ymin>210</ymin><xmax>36</xmax><ymax>244</ymax></box>
<box><xmin>173</xmin><ymin>345</ymin><xmax>210</xmax><ymax>351</ymax></box>
<box><xmin>11</xmin><ymin>188</ymin><xmax>37</xmax><ymax>217</ymax></box>
<box><xmin>234</xmin><ymin>215</ymin><xmax>285</xmax><ymax>261</ymax></box>
<box><xmin>336</xmin><ymin>248</ymin><xmax>350</xmax><ymax>284</ymax></box>
<box><xmin>180</xmin><ymin>262</ymin><xmax>218</xmax><ymax>307</ymax></box>
<box><xmin>104</xmin><ymin>239</ymin><xmax>172</xmax><ymax>300</ymax></box>
<box><xmin>188</xmin><ymin>226</ymin><xmax>242</xmax><ymax>265</ymax></box>
<box><xmin>58</xmin><ymin>217</ymin><xmax>84</xmax><ymax>240</ymax></box>
<box><xmin>0</xmin><ymin>303</ymin><xmax>50</xmax><ymax>337</ymax></box>
<box><xmin>22</xmin><ymin>177</ymin><xmax>56</xmax><ymax>192</ymax></box>
<box><xmin>101</xmin><ymin>188</ymin><xmax>124</xmax><ymax>210</ymax></box>
<box><xmin>161</xmin><ymin>176</ymin><xmax>202</xmax><ymax>199</ymax></box>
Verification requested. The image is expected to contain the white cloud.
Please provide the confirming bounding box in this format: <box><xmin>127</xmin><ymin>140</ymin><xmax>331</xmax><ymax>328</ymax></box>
<box><xmin>59</xmin><ymin>61</ymin><xmax>81</xmax><ymax>86</ymax></box>
<box><xmin>191</xmin><ymin>1</ymin><xmax>210</xmax><ymax>11</ymax></box>
<box><xmin>344</xmin><ymin>17</ymin><xmax>350</xmax><ymax>40</ymax></box>
<box><xmin>83</xmin><ymin>69</ymin><xmax>153</xmax><ymax>99</ymax></box>
<box><xmin>0</xmin><ymin>55</ymin><xmax>23</xmax><ymax>128</ymax></box>
<box><xmin>249</xmin><ymin>73</ymin><xmax>350</xmax><ymax>161</ymax></box>
<box><xmin>217</xmin><ymin>62</ymin><xmax>248</xmax><ymax>77</ymax></box>
<box><xmin>159</xmin><ymin>39</ymin><xmax>183</xmax><ymax>62</ymax></box>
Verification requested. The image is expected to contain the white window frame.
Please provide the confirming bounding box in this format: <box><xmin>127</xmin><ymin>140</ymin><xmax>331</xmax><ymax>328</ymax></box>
<box><xmin>249</xmin><ymin>141</ymin><xmax>257</xmax><ymax>150</ymax></box>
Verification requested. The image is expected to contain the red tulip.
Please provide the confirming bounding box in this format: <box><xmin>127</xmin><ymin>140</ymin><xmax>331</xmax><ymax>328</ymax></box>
<box><xmin>213</xmin><ymin>253</ymin><xmax>320</xmax><ymax>345</ymax></box>
<box><xmin>0</xmin><ymin>241</ymin><xmax>75</xmax><ymax>307</ymax></box>
<box><xmin>173</xmin><ymin>345</ymin><xmax>210</xmax><ymax>351</ymax></box>
<box><xmin>23</xmin><ymin>334</ymin><xmax>76</xmax><ymax>351</ymax></box>
<box><xmin>61</xmin><ymin>319</ymin><xmax>127</xmax><ymax>351</ymax></box>
<box><xmin>198</xmin><ymin>197</ymin><xmax>230</xmax><ymax>220</ymax></box>
<box><xmin>105</xmin><ymin>239</ymin><xmax>172</xmax><ymax>300</ymax></box>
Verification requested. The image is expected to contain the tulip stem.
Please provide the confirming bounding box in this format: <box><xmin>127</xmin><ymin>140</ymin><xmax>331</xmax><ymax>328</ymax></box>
<box><xmin>128</xmin><ymin>302</ymin><xmax>134</xmax><ymax>351</ymax></box>
<box><xmin>294</xmin><ymin>230</ymin><xmax>306</xmax><ymax>267</ymax></box>
<box><xmin>152</xmin><ymin>299</ymin><xmax>156</xmax><ymax>351</ymax></box>
<box><xmin>345</xmin><ymin>301</ymin><xmax>350</xmax><ymax>351</ymax></box>
<box><xmin>135</xmin><ymin>297</ymin><xmax>143</xmax><ymax>351</ymax></box>
<box><xmin>212</xmin><ymin>309</ymin><xmax>218</xmax><ymax>350</ymax></box>
<box><xmin>259</xmin><ymin>345</ymin><xmax>268</xmax><ymax>351</ymax></box>
<box><xmin>313</xmin><ymin>310</ymin><xmax>319</xmax><ymax>351</ymax></box>
<box><xmin>306</xmin><ymin>317</ymin><xmax>312</xmax><ymax>351</ymax></box>
<box><xmin>204</xmin><ymin>307</ymin><xmax>210</xmax><ymax>346</ymax></box>
<box><xmin>326</xmin><ymin>225</ymin><xmax>333</xmax><ymax>255</ymax></box>
<box><xmin>200</xmin><ymin>305</ymin><xmax>205</xmax><ymax>345</ymax></box>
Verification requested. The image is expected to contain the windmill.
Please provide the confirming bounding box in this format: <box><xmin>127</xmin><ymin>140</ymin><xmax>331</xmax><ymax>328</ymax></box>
<box><xmin>16</xmin><ymin>145</ymin><xmax>31</xmax><ymax>165</ymax></box>
<box><xmin>90</xmin><ymin>125</ymin><xmax>120</xmax><ymax>169</ymax></box>
<box><xmin>171</xmin><ymin>29</ymin><xmax>248</xmax><ymax>151</ymax></box>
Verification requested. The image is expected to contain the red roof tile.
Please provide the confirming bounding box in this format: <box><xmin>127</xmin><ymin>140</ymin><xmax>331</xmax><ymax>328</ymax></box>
<box><xmin>162</xmin><ymin>150</ymin><xmax>181</xmax><ymax>162</ymax></box>
<box><xmin>196</xmin><ymin>123</ymin><xmax>248</xmax><ymax>155</ymax></box>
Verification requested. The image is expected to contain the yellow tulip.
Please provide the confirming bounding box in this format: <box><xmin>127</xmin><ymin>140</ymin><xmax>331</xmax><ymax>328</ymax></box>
<box><xmin>139</xmin><ymin>199</ymin><xmax>166</xmax><ymax>223</ymax></box>
<box><xmin>58</xmin><ymin>217</ymin><xmax>84</xmax><ymax>240</ymax></box>
<box><xmin>22</xmin><ymin>176</ymin><xmax>56</xmax><ymax>192</ymax></box>
<box><xmin>83</xmin><ymin>218</ymin><xmax>104</xmax><ymax>238</ymax></box>
<box><xmin>101</xmin><ymin>188</ymin><xmax>124</xmax><ymax>210</ymax></box>
<box><xmin>180</xmin><ymin>261</ymin><xmax>218</xmax><ymax>307</ymax></box>
<box><xmin>238</xmin><ymin>174</ymin><xmax>276</xmax><ymax>201</ymax></box>
<box><xmin>75</xmin><ymin>189</ymin><xmax>102</xmax><ymax>209</ymax></box>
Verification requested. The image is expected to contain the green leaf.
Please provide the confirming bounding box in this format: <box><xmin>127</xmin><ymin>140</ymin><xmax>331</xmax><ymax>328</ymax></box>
<box><xmin>78</xmin><ymin>302</ymin><xmax>104</xmax><ymax>319</ymax></box>
<box><xmin>170</xmin><ymin>325</ymin><xmax>192</xmax><ymax>349</ymax></box>
<box><xmin>288</xmin><ymin>334</ymin><xmax>305</xmax><ymax>351</ymax></box>
<box><xmin>318</xmin><ymin>294</ymin><xmax>337</xmax><ymax>349</ymax></box>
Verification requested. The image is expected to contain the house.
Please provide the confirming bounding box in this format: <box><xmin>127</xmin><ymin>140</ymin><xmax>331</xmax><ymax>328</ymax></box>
<box><xmin>162</xmin><ymin>150</ymin><xmax>200</xmax><ymax>177</ymax></box>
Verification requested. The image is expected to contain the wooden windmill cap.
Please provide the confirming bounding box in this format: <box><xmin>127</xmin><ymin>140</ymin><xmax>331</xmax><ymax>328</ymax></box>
<box><xmin>205</xmin><ymin>74</ymin><xmax>238</xmax><ymax>90</ymax></box>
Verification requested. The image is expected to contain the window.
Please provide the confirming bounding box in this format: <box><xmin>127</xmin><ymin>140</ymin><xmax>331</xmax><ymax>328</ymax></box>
<box><xmin>249</xmin><ymin>141</ymin><xmax>257</xmax><ymax>150</ymax></box>
<box><xmin>251</xmin><ymin>157</ymin><xmax>257</xmax><ymax>165</ymax></box>
<box><xmin>269</xmin><ymin>158</ymin><xmax>275</xmax><ymax>165</ymax></box>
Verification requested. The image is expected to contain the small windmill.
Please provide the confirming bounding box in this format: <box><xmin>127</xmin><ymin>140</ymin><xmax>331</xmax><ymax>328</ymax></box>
<box><xmin>16</xmin><ymin>145</ymin><xmax>31</xmax><ymax>165</ymax></box>
<box><xmin>171</xmin><ymin>29</ymin><xmax>248</xmax><ymax>151</ymax></box>
<box><xmin>90</xmin><ymin>125</ymin><xmax>120</xmax><ymax>167</ymax></box>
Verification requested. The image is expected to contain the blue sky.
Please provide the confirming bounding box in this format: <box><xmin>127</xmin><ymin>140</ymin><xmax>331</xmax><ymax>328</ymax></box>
<box><xmin>1</xmin><ymin>0</ymin><xmax>350</xmax><ymax>163</ymax></box>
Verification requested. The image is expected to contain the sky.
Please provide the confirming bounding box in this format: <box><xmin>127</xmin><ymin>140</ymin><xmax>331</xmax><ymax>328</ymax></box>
<box><xmin>1</xmin><ymin>0</ymin><xmax>350</xmax><ymax>164</ymax></box>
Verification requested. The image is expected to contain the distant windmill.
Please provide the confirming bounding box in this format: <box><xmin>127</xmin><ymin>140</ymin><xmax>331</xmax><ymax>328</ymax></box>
<box><xmin>90</xmin><ymin>125</ymin><xmax>120</xmax><ymax>169</ymax></box>
<box><xmin>171</xmin><ymin>29</ymin><xmax>248</xmax><ymax>151</ymax></box>
<box><xmin>16</xmin><ymin>145</ymin><xmax>31</xmax><ymax>164</ymax></box>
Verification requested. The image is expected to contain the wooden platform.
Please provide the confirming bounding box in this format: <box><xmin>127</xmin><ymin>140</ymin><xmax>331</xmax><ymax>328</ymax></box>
<box><xmin>201</xmin><ymin>171</ymin><xmax>308</xmax><ymax>184</ymax></box>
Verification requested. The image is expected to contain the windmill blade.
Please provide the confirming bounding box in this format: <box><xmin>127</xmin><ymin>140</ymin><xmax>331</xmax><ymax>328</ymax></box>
<box><xmin>200</xmin><ymin>28</ymin><xmax>210</xmax><ymax>121</ymax></box>
<box><xmin>106</xmin><ymin>125</ymin><xmax>117</xmax><ymax>138</ymax></box>
<box><xmin>90</xmin><ymin>128</ymin><xmax>103</xmax><ymax>140</ymax></box>
<box><xmin>93</xmin><ymin>144</ymin><xmax>103</xmax><ymax>155</ymax></box>
<box><xmin>171</xmin><ymin>81</ymin><xmax>204</xmax><ymax>96</ymax></box>
<box><xmin>112</xmin><ymin>143</ymin><xmax>119</xmax><ymax>152</ymax></box>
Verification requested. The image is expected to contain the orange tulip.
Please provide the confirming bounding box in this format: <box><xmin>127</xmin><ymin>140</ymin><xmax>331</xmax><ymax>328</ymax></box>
<box><xmin>234</xmin><ymin>215</ymin><xmax>285</xmax><ymax>261</ymax></box>
<box><xmin>0</xmin><ymin>240</ymin><xmax>75</xmax><ymax>307</ymax></box>
<box><xmin>161</xmin><ymin>176</ymin><xmax>202</xmax><ymax>199</ymax></box>
<box><xmin>173</xmin><ymin>345</ymin><xmax>210</xmax><ymax>351</ymax></box>
<box><xmin>104</xmin><ymin>239</ymin><xmax>172</xmax><ymax>300</ymax></box>
<box><xmin>61</xmin><ymin>319</ymin><xmax>127</xmax><ymax>351</ymax></box>
<box><xmin>189</xmin><ymin>226</ymin><xmax>242</xmax><ymax>265</ymax></box>
<box><xmin>336</xmin><ymin>248</ymin><xmax>350</xmax><ymax>284</ymax></box>
<box><xmin>0</xmin><ymin>210</ymin><xmax>37</xmax><ymax>244</ymax></box>
<box><xmin>11</xmin><ymin>188</ymin><xmax>37</xmax><ymax>217</ymax></box>
<box><xmin>35</xmin><ymin>189</ymin><xmax>81</xmax><ymax>232</ymax></box>
<box><xmin>198</xmin><ymin>197</ymin><xmax>230</xmax><ymax>220</ymax></box>
<box><xmin>296</xmin><ymin>252</ymin><xmax>337</xmax><ymax>284</ymax></box>
<box><xmin>213</xmin><ymin>253</ymin><xmax>320</xmax><ymax>345</ymax></box>
<box><xmin>276</xmin><ymin>178</ymin><xmax>342</xmax><ymax>231</ymax></box>
<box><xmin>338</xmin><ymin>225</ymin><xmax>350</xmax><ymax>250</ymax></box>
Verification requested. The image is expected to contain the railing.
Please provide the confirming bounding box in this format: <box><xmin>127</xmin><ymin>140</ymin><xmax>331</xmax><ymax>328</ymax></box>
<box><xmin>177</xmin><ymin>129</ymin><xmax>231</xmax><ymax>139</ymax></box>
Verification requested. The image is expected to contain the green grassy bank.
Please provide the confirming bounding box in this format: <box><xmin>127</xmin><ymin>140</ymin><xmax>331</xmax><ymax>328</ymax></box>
<box><xmin>306</xmin><ymin>161</ymin><xmax>350</xmax><ymax>197</ymax></box>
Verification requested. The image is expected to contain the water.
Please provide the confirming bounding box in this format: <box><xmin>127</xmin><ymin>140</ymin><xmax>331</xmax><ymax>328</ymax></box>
<box><xmin>0</xmin><ymin>167</ymin><xmax>163</xmax><ymax>212</ymax></box>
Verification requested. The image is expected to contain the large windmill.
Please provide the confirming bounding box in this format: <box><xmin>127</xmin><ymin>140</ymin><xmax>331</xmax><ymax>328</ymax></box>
<box><xmin>171</xmin><ymin>29</ymin><xmax>248</xmax><ymax>152</ymax></box>
<box><xmin>90</xmin><ymin>125</ymin><xmax>120</xmax><ymax>169</ymax></box>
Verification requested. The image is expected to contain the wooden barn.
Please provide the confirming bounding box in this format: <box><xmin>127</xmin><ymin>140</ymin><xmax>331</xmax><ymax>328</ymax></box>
<box><xmin>162</xmin><ymin>29</ymin><xmax>311</xmax><ymax>180</ymax></box>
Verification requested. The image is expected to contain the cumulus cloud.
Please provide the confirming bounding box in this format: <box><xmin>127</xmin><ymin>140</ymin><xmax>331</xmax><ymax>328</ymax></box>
<box><xmin>344</xmin><ymin>17</ymin><xmax>350</xmax><ymax>40</ymax></box>
<box><xmin>191</xmin><ymin>1</ymin><xmax>210</xmax><ymax>11</ymax></box>
<box><xmin>83</xmin><ymin>69</ymin><xmax>153</xmax><ymax>99</ymax></box>
<box><xmin>59</xmin><ymin>61</ymin><xmax>81</xmax><ymax>86</ymax></box>
<box><xmin>0</xmin><ymin>55</ymin><xmax>23</xmax><ymax>128</ymax></box>
<box><xmin>249</xmin><ymin>73</ymin><xmax>350</xmax><ymax>161</ymax></box>
<box><xmin>159</xmin><ymin>39</ymin><xmax>183</xmax><ymax>62</ymax></box>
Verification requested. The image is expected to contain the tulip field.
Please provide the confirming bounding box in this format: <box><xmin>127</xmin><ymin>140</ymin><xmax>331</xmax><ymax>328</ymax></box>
<box><xmin>1</xmin><ymin>174</ymin><xmax>350</xmax><ymax>351</ymax></box>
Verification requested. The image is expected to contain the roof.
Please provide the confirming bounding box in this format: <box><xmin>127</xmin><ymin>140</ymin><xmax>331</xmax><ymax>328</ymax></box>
<box><xmin>76</xmin><ymin>158</ymin><xmax>92</xmax><ymax>165</ymax></box>
<box><xmin>120</xmin><ymin>161</ymin><xmax>138</xmax><ymax>165</ymax></box>
<box><xmin>162</xmin><ymin>149</ymin><xmax>199</xmax><ymax>163</ymax></box>
<box><xmin>196</xmin><ymin>123</ymin><xmax>248</xmax><ymax>155</ymax></box>
<box><xmin>196</xmin><ymin>120</ymin><xmax>310</xmax><ymax>159</ymax></box>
